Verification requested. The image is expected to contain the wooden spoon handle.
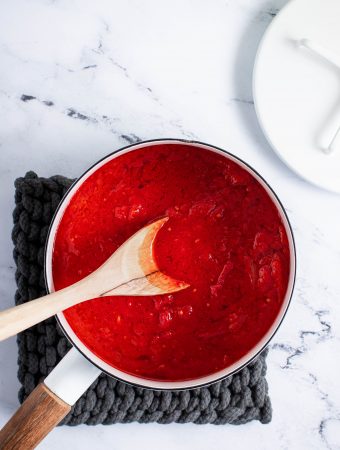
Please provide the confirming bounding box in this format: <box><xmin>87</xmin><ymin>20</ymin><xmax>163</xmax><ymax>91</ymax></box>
<box><xmin>0</xmin><ymin>290</ymin><xmax>71</xmax><ymax>342</ymax></box>
<box><xmin>0</xmin><ymin>383</ymin><xmax>71</xmax><ymax>450</ymax></box>
<box><xmin>0</xmin><ymin>281</ymin><xmax>91</xmax><ymax>342</ymax></box>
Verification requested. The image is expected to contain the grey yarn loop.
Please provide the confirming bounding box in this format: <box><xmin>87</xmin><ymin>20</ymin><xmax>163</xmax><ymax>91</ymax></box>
<box><xmin>12</xmin><ymin>171</ymin><xmax>272</xmax><ymax>425</ymax></box>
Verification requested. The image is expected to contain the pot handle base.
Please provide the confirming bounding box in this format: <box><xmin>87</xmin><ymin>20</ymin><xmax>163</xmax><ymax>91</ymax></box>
<box><xmin>0</xmin><ymin>347</ymin><xmax>101</xmax><ymax>449</ymax></box>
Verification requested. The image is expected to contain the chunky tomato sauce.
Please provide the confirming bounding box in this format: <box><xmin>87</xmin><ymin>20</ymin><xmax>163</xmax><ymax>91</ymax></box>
<box><xmin>52</xmin><ymin>143</ymin><xmax>290</xmax><ymax>381</ymax></box>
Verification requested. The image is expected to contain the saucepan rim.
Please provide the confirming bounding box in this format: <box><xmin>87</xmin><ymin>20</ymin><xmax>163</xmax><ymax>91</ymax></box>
<box><xmin>44</xmin><ymin>138</ymin><xmax>296</xmax><ymax>390</ymax></box>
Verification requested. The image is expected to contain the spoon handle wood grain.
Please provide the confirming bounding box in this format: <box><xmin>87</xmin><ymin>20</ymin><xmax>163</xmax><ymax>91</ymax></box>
<box><xmin>0</xmin><ymin>383</ymin><xmax>70</xmax><ymax>450</ymax></box>
<box><xmin>0</xmin><ymin>281</ymin><xmax>90</xmax><ymax>342</ymax></box>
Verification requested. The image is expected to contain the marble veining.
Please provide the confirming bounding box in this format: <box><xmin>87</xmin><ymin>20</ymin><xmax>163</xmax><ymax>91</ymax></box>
<box><xmin>0</xmin><ymin>0</ymin><xmax>340</xmax><ymax>449</ymax></box>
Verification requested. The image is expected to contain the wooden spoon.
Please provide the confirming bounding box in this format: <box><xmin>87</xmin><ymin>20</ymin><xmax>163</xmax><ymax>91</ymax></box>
<box><xmin>0</xmin><ymin>217</ymin><xmax>188</xmax><ymax>342</ymax></box>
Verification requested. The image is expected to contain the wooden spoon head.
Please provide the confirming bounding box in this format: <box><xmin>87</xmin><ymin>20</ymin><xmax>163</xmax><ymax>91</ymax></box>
<box><xmin>98</xmin><ymin>217</ymin><xmax>189</xmax><ymax>296</ymax></box>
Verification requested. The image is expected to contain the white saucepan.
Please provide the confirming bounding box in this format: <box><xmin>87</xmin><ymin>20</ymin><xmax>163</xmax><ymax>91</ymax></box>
<box><xmin>0</xmin><ymin>139</ymin><xmax>296</xmax><ymax>449</ymax></box>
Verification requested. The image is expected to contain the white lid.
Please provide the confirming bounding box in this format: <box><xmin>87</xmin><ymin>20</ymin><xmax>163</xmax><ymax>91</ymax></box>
<box><xmin>253</xmin><ymin>0</ymin><xmax>340</xmax><ymax>193</ymax></box>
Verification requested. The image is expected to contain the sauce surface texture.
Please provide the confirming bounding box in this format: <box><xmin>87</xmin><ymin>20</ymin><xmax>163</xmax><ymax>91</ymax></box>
<box><xmin>53</xmin><ymin>143</ymin><xmax>290</xmax><ymax>381</ymax></box>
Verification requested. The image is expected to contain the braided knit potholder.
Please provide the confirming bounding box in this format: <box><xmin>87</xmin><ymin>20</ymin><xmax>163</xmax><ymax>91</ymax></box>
<box><xmin>12</xmin><ymin>171</ymin><xmax>272</xmax><ymax>425</ymax></box>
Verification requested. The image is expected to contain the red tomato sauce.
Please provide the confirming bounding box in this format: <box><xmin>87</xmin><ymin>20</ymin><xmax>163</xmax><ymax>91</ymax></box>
<box><xmin>52</xmin><ymin>143</ymin><xmax>290</xmax><ymax>381</ymax></box>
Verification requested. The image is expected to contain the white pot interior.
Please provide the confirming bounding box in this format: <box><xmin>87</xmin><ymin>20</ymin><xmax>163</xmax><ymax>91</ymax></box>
<box><xmin>45</xmin><ymin>139</ymin><xmax>296</xmax><ymax>390</ymax></box>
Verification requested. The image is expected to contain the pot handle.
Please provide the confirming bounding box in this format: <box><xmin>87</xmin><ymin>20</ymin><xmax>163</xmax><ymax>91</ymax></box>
<box><xmin>0</xmin><ymin>347</ymin><xmax>101</xmax><ymax>449</ymax></box>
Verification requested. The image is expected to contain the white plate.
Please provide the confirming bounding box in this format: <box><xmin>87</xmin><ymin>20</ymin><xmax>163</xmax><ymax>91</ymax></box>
<box><xmin>253</xmin><ymin>0</ymin><xmax>340</xmax><ymax>193</ymax></box>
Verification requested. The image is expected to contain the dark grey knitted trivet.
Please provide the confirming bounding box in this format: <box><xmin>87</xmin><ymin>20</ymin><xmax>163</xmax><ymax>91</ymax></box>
<box><xmin>12</xmin><ymin>171</ymin><xmax>272</xmax><ymax>425</ymax></box>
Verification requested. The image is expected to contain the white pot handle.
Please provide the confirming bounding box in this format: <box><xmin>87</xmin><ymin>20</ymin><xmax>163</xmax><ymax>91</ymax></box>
<box><xmin>0</xmin><ymin>347</ymin><xmax>101</xmax><ymax>449</ymax></box>
<box><xmin>45</xmin><ymin>346</ymin><xmax>101</xmax><ymax>405</ymax></box>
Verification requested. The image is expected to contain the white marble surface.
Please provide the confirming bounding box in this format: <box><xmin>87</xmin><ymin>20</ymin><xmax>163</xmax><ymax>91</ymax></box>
<box><xmin>0</xmin><ymin>0</ymin><xmax>340</xmax><ymax>448</ymax></box>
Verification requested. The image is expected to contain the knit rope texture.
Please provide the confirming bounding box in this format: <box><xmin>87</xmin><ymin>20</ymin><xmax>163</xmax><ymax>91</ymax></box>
<box><xmin>12</xmin><ymin>171</ymin><xmax>272</xmax><ymax>425</ymax></box>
